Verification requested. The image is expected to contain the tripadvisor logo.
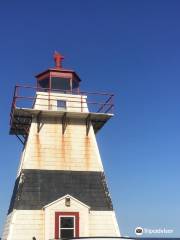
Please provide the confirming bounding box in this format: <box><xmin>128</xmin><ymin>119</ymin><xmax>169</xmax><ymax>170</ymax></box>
<box><xmin>135</xmin><ymin>226</ymin><xmax>174</xmax><ymax>235</ymax></box>
<box><xmin>135</xmin><ymin>226</ymin><xmax>143</xmax><ymax>235</ymax></box>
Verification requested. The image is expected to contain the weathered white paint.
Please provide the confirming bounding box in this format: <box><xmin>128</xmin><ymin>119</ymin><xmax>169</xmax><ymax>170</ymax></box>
<box><xmin>2</xmin><ymin>210</ymin><xmax>44</xmax><ymax>240</ymax></box>
<box><xmin>17</xmin><ymin>92</ymin><xmax>104</xmax><ymax>173</ymax></box>
<box><xmin>34</xmin><ymin>92</ymin><xmax>88</xmax><ymax>112</ymax></box>
<box><xmin>18</xmin><ymin>119</ymin><xmax>104</xmax><ymax>172</ymax></box>
<box><xmin>2</xmin><ymin>212</ymin><xmax>13</xmax><ymax>240</ymax></box>
<box><xmin>89</xmin><ymin>211</ymin><xmax>120</xmax><ymax>237</ymax></box>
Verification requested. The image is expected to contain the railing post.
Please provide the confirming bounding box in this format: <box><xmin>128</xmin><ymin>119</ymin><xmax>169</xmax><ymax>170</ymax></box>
<box><xmin>12</xmin><ymin>85</ymin><xmax>18</xmax><ymax>109</ymax></box>
<box><xmin>9</xmin><ymin>86</ymin><xmax>17</xmax><ymax>126</ymax></box>
<box><xmin>48</xmin><ymin>89</ymin><xmax>50</xmax><ymax>110</ymax></box>
<box><xmin>15</xmin><ymin>86</ymin><xmax>18</xmax><ymax>107</ymax></box>
<box><xmin>111</xmin><ymin>94</ymin><xmax>114</xmax><ymax>114</ymax></box>
<box><xmin>81</xmin><ymin>95</ymin><xmax>83</xmax><ymax>112</ymax></box>
<box><xmin>48</xmin><ymin>73</ymin><xmax>51</xmax><ymax>110</ymax></box>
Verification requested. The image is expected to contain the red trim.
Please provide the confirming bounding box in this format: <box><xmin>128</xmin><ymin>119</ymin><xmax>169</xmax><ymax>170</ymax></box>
<box><xmin>37</xmin><ymin>72</ymin><xmax>50</xmax><ymax>81</ymax></box>
<box><xmin>35</xmin><ymin>68</ymin><xmax>81</xmax><ymax>82</ymax></box>
<box><xmin>55</xmin><ymin>212</ymin><xmax>79</xmax><ymax>239</ymax></box>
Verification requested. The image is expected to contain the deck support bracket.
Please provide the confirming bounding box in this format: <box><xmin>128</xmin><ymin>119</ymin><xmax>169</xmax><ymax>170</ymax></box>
<box><xmin>15</xmin><ymin>134</ymin><xmax>27</xmax><ymax>145</ymax></box>
<box><xmin>62</xmin><ymin>113</ymin><xmax>68</xmax><ymax>135</ymax></box>
<box><xmin>86</xmin><ymin>114</ymin><xmax>91</xmax><ymax>136</ymax></box>
<box><xmin>37</xmin><ymin>111</ymin><xmax>43</xmax><ymax>133</ymax></box>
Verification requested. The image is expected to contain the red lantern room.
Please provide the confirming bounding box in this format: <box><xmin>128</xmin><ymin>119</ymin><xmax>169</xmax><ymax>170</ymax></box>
<box><xmin>36</xmin><ymin>51</ymin><xmax>81</xmax><ymax>93</ymax></box>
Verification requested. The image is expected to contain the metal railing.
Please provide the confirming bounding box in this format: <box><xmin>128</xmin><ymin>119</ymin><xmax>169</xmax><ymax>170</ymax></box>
<box><xmin>10</xmin><ymin>84</ymin><xmax>114</xmax><ymax>124</ymax></box>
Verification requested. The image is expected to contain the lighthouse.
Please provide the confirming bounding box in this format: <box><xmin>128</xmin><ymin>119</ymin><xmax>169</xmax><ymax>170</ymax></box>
<box><xmin>2</xmin><ymin>53</ymin><xmax>120</xmax><ymax>240</ymax></box>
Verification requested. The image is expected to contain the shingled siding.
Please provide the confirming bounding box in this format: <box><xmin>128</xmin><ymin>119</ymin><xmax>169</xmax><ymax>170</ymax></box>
<box><xmin>8</xmin><ymin>169</ymin><xmax>113</xmax><ymax>213</ymax></box>
<box><xmin>19</xmin><ymin>117</ymin><xmax>104</xmax><ymax>172</ymax></box>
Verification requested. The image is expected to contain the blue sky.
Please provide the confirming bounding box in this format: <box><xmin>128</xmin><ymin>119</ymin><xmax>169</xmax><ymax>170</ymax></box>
<box><xmin>0</xmin><ymin>0</ymin><xmax>180</xmax><ymax>237</ymax></box>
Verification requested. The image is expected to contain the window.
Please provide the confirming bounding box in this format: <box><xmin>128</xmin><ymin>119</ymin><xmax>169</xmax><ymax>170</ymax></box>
<box><xmin>55</xmin><ymin>212</ymin><xmax>79</xmax><ymax>239</ymax></box>
<box><xmin>60</xmin><ymin>216</ymin><xmax>75</xmax><ymax>238</ymax></box>
<box><xmin>51</xmin><ymin>77</ymin><xmax>71</xmax><ymax>91</ymax></box>
<box><xmin>57</xmin><ymin>100</ymin><xmax>66</xmax><ymax>110</ymax></box>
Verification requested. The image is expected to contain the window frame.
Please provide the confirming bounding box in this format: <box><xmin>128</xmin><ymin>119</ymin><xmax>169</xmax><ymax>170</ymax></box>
<box><xmin>57</xmin><ymin>100</ymin><xmax>67</xmax><ymax>110</ymax></box>
<box><xmin>55</xmin><ymin>212</ymin><xmax>79</xmax><ymax>239</ymax></box>
<box><xmin>59</xmin><ymin>216</ymin><xmax>75</xmax><ymax>238</ymax></box>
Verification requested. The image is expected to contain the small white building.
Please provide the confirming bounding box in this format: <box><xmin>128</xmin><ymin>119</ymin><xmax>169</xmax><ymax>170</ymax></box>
<box><xmin>2</xmin><ymin>52</ymin><xmax>120</xmax><ymax>240</ymax></box>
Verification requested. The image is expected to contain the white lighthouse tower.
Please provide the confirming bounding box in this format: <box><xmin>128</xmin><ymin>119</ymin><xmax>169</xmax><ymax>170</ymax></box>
<box><xmin>2</xmin><ymin>52</ymin><xmax>120</xmax><ymax>240</ymax></box>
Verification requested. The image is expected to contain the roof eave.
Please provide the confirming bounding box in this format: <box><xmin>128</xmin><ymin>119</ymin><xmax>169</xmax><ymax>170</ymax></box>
<box><xmin>35</xmin><ymin>68</ymin><xmax>81</xmax><ymax>82</ymax></box>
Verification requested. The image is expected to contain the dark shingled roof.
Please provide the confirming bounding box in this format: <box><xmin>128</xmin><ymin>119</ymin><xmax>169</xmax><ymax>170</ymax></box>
<box><xmin>8</xmin><ymin>169</ymin><xmax>113</xmax><ymax>213</ymax></box>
